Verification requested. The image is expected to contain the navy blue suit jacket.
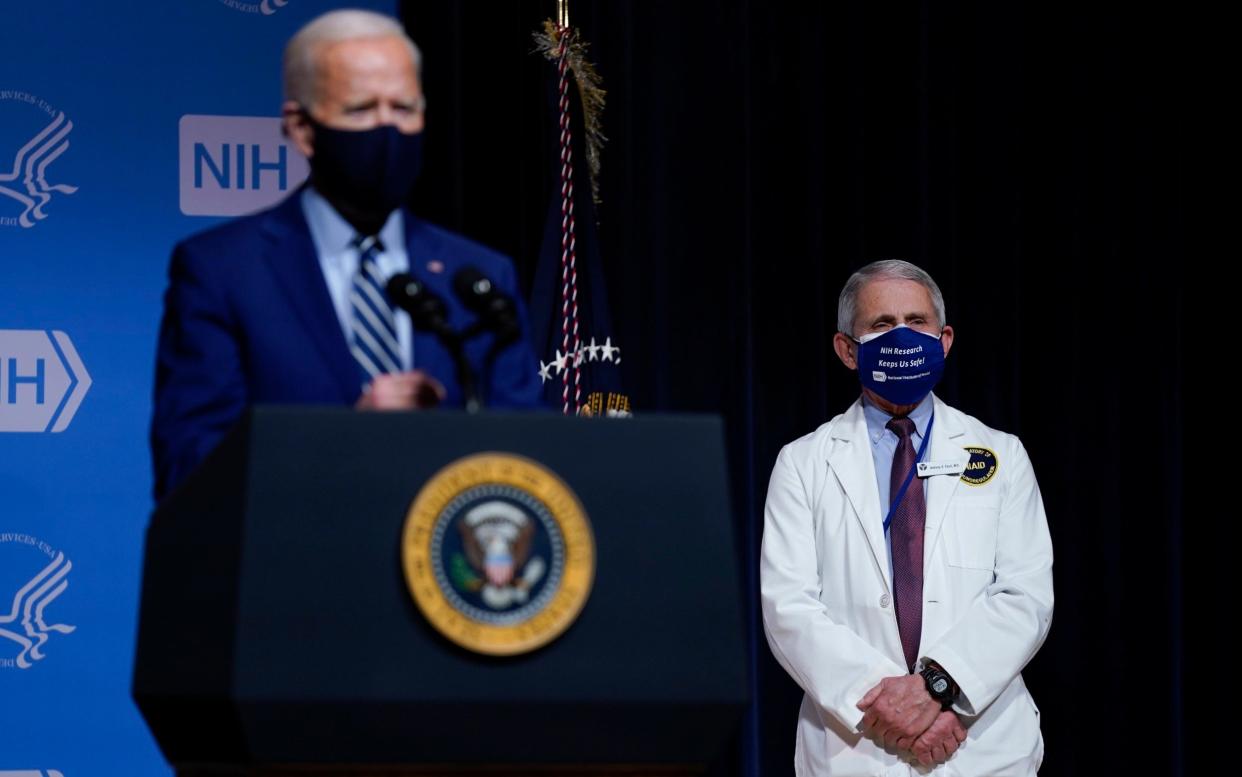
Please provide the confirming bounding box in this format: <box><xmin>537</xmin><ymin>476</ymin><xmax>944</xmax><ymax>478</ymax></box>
<box><xmin>151</xmin><ymin>191</ymin><xmax>543</xmax><ymax>499</ymax></box>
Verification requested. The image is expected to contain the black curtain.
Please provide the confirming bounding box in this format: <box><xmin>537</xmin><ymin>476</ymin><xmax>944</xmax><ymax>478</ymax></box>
<box><xmin>399</xmin><ymin>2</ymin><xmax>1188</xmax><ymax>774</ymax></box>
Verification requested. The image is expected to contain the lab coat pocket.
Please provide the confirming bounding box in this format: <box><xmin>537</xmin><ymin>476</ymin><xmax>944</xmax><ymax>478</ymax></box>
<box><xmin>945</xmin><ymin>501</ymin><xmax>1000</xmax><ymax>570</ymax></box>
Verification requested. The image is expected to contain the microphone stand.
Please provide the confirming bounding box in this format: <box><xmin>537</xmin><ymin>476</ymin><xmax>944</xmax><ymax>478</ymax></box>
<box><xmin>387</xmin><ymin>274</ymin><xmax>484</xmax><ymax>414</ymax></box>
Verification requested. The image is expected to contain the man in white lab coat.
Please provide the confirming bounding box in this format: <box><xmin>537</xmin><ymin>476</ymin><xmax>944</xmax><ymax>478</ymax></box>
<box><xmin>760</xmin><ymin>260</ymin><xmax>1054</xmax><ymax>776</ymax></box>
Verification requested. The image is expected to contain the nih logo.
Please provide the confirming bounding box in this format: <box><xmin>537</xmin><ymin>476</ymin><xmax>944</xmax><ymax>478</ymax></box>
<box><xmin>0</xmin><ymin>330</ymin><xmax>91</xmax><ymax>433</ymax></box>
<box><xmin>179</xmin><ymin>115</ymin><xmax>309</xmax><ymax>217</ymax></box>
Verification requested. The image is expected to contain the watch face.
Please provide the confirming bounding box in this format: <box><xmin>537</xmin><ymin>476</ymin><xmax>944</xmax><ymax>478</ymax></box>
<box><xmin>932</xmin><ymin>677</ymin><xmax>949</xmax><ymax>694</ymax></box>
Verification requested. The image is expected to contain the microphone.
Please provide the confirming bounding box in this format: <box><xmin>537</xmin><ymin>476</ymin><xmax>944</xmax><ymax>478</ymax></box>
<box><xmin>386</xmin><ymin>272</ymin><xmax>482</xmax><ymax>413</ymax></box>
<box><xmin>451</xmin><ymin>267</ymin><xmax>521</xmax><ymax>347</ymax></box>
<box><xmin>386</xmin><ymin>273</ymin><xmax>452</xmax><ymax>338</ymax></box>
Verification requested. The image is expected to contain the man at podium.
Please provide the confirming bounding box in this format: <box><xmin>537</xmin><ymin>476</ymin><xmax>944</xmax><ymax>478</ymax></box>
<box><xmin>150</xmin><ymin>9</ymin><xmax>543</xmax><ymax>500</ymax></box>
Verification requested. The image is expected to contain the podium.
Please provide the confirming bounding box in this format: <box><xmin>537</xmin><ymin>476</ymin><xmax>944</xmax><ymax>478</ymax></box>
<box><xmin>132</xmin><ymin>408</ymin><xmax>748</xmax><ymax>776</ymax></box>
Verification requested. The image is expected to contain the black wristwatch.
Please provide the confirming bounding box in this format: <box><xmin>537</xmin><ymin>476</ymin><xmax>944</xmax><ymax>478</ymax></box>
<box><xmin>919</xmin><ymin>662</ymin><xmax>958</xmax><ymax>710</ymax></box>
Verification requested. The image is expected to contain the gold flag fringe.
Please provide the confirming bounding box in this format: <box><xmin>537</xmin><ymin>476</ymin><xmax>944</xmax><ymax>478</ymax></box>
<box><xmin>534</xmin><ymin>20</ymin><xmax>606</xmax><ymax>207</ymax></box>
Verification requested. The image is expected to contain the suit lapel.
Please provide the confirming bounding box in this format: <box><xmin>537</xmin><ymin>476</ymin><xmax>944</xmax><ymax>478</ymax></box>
<box><xmin>404</xmin><ymin>213</ymin><xmax>475</xmax><ymax>399</ymax></box>
<box><xmin>402</xmin><ymin>212</ymin><xmax>448</xmax><ymax>374</ymax></box>
<box><xmin>827</xmin><ymin>400</ymin><xmax>893</xmax><ymax>593</ymax></box>
<box><xmin>260</xmin><ymin>193</ymin><xmax>361</xmax><ymax>402</ymax></box>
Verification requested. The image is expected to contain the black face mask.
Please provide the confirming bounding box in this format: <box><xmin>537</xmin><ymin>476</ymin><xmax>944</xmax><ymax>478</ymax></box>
<box><xmin>305</xmin><ymin>115</ymin><xmax>424</xmax><ymax>223</ymax></box>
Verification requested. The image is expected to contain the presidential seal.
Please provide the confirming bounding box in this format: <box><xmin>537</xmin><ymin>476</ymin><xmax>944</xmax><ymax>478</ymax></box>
<box><xmin>402</xmin><ymin>453</ymin><xmax>594</xmax><ymax>656</ymax></box>
<box><xmin>961</xmin><ymin>446</ymin><xmax>999</xmax><ymax>486</ymax></box>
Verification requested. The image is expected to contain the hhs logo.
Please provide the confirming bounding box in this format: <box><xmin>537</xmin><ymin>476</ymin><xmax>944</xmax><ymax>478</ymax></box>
<box><xmin>0</xmin><ymin>91</ymin><xmax>78</xmax><ymax>229</ymax></box>
<box><xmin>217</xmin><ymin>0</ymin><xmax>290</xmax><ymax>14</ymax></box>
<box><xmin>179</xmin><ymin>115</ymin><xmax>309</xmax><ymax>217</ymax></box>
<box><xmin>0</xmin><ymin>331</ymin><xmax>92</xmax><ymax>433</ymax></box>
<box><xmin>1</xmin><ymin>534</ymin><xmax>76</xmax><ymax>670</ymax></box>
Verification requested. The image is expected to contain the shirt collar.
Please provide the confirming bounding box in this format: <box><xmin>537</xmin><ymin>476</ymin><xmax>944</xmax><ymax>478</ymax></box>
<box><xmin>302</xmin><ymin>185</ymin><xmax>404</xmax><ymax>260</ymax></box>
<box><xmin>862</xmin><ymin>392</ymin><xmax>935</xmax><ymax>445</ymax></box>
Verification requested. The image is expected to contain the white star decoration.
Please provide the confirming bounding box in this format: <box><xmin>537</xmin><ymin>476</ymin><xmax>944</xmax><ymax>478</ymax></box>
<box><xmin>599</xmin><ymin>337</ymin><xmax>619</xmax><ymax>362</ymax></box>
<box><xmin>536</xmin><ymin>336</ymin><xmax>623</xmax><ymax>382</ymax></box>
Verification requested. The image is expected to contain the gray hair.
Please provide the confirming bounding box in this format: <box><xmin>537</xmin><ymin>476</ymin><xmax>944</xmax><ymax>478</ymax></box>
<box><xmin>836</xmin><ymin>259</ymin><xmax>947</xmax><ymax>337</ymax></box>
<box><xmin>283</xmin><ymin>9</ymin><xmax>423</xmax><ymax>108</ymax></box>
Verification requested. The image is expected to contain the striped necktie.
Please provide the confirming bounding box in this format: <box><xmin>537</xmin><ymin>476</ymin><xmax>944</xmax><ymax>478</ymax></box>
<box><xmin>349</xmin><ymin>235</ymin><xmax>402</xmax><ymax>383</ymax></box>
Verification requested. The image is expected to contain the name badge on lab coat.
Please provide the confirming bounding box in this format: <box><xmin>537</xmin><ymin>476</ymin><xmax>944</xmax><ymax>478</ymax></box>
<box><xmin>917</xmin><ymin>460</ymin><xmax>966</xmax><ymax>478</ymax></box>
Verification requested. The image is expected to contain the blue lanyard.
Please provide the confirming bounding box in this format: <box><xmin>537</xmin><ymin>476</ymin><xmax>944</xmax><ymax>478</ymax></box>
<box><xmin>883</xmin><ymin>412</ymin><xmax>934</xmax><ymax>534</ymax></box>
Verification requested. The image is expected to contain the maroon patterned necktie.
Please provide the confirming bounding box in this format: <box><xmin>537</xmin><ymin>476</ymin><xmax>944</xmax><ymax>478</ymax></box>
<box><xmin>887</xmin><ymin>416</ymin><xmax>925</xmax><ymax>672</ymax></box>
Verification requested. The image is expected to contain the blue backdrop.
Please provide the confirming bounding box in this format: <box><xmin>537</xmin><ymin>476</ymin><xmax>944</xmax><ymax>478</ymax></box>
<box><xmin>1</xmin><ymin>2</ymin><xmax>391</xmax><ymax>774</ymax></box>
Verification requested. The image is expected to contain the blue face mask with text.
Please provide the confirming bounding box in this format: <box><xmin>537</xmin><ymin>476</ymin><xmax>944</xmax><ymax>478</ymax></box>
<box><xmin>853</xmin><ymin>325</ymin><xmax>945</xmax><ymax>405</ymax></box>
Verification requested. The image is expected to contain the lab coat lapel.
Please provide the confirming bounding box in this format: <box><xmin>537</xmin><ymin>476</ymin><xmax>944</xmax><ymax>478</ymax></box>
<box><xmin>924</xmin><ymin>395</ymin><xmax>971</xmax><ymax>567</ymax></box>
<box><xmin>827</xmin><ymin>399</ymin><xmax>893</xmax><ymax>593</ymax></box>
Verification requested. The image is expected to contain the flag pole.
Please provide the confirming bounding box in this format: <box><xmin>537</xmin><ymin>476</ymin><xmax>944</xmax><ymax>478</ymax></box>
<box><xmin>531</xmin><ymin>4</ymin><xmax>631</xmax><ymax>417</ymax></box>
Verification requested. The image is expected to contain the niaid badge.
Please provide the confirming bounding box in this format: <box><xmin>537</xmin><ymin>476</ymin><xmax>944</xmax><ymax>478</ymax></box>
<box><xmin>961</xmin><ymin>447</ymin><xmax>999</xmax><ymax>487</ymax></box>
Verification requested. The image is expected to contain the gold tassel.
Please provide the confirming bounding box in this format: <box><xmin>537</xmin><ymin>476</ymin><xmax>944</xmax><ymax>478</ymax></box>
<box><xmin>534</xmin><ymin>20</ymin><xmax>607</xmax><ymax>207</ymax></box>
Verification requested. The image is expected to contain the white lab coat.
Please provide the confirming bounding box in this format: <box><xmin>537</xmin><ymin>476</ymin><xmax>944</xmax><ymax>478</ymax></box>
<box><xmin>760</xmin><ymin>394</ymin><xmax>1053</xmax><ymax>776</ymax></box>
